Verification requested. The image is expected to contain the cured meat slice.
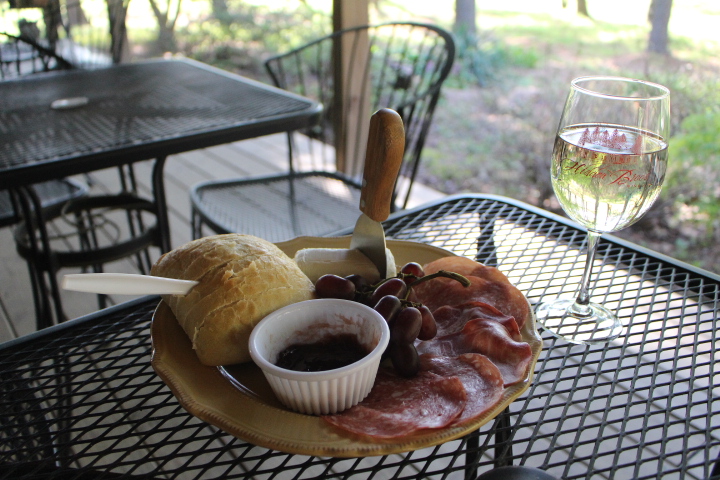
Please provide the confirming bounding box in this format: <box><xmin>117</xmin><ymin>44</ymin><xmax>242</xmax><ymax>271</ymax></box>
<box><xmin>416</xmin><ymin>318</ymin><xmax>533</xmax><ymax>386</ymax></box>
<box><xmin>414</xmin><ymin>264</ymin><xmax>529</xmax><ymax>329</ymax></box>
<box><xmin>322</xmin><ymin>368</ymin><xmax>467</xmax><ymax>438</ymax></box>
<box><xmin>417</xmin><ymin>256</ymin><xmax>529</xmax><ymax>328</ymax></box>
<box><xmin>420</xmin><ymin>354</ymin><xmax>504</xmax><ymax>425</ymax></box>
<box><xmin>433</xmin><ymin>301</ymin><xmax>521</xmax><ymax>340</ymax></box>
<box><xmin>423</xmin><ymin>256</ymin><xmax>512</xmax><ymax>285</ymax></box>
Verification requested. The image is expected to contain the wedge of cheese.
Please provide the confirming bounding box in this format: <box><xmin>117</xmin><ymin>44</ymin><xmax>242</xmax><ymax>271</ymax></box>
<box><xmin>293</xmin><ymin>247</ymin><xmax>396</xmax><ymax>284</ymax></box>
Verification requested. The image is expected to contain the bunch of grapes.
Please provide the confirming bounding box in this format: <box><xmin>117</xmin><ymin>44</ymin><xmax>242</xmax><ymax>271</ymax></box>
<box><xmin>314</xmin><ymin>262</ymin><xmax>438</xmax><ymax>378</ymax></box>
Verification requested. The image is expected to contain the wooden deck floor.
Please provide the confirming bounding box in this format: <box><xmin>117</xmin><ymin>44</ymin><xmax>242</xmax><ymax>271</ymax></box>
<box><xmin>0</xmin><ymin>133</ymin><xmax>444</xmax><ymax>343</ymax></box>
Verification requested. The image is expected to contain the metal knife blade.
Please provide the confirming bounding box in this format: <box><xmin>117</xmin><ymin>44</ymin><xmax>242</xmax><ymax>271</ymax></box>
<box><xmin>350</xmin><ymin>108</ymin><xmax>405</xmax><ymax>279</ymax></box>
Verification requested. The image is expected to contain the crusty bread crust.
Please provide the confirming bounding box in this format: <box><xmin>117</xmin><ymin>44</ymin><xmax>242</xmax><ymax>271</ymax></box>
<box><xmin>151</xmin><ymin>234</ymin><xmax>315</xmax><ymax>365</ymax></box>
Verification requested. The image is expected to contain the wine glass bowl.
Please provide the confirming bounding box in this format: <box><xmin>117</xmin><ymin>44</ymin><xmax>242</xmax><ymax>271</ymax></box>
<box><xmin>536</xmin><ymin>76</ymin><xmax>670</xmax><ymax>344</ymax></box>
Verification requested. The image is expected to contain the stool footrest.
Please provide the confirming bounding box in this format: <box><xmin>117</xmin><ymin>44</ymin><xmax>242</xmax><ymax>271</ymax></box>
<box><xmin>14</xmin><ymin>193</ymin><xmax>160</xmax><ymax>269</ymax></box>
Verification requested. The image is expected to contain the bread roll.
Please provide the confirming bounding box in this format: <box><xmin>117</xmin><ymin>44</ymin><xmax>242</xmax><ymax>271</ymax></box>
<box><xmin>151</xmin><ymin>234</ymin><xmax>315</xmax><ymax>366</ymax></box>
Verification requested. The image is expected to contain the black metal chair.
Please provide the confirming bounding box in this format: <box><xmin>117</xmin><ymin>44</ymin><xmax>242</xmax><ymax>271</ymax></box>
<box><xmin>1</xmin><ymin>0</ymin><xmax>128</xmax><ymax>68</ymax></box>
<box><xmin>52</xmin><ymin>0</ymin><xmax>129</xmax><ymax>68</ymax></box>
<box><xmin>0</xmin><ymin>30</ymin><xmax>73</xmax><ymax>78</ymax></box>
<box><xmin>190</xmin><ymin>22</ymin><xmax>455</xmax><ymax>242</ymax></box>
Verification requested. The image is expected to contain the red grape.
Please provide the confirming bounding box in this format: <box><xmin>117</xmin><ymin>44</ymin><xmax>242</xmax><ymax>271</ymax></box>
<box><xmin>373</xmin><ymin>295</ymin><xmax>402</xmax><ymax>324</ymax></box>
<box><xmin>389</xmin><ymin>342</ymin><xmax>419</xmax><ymax>378</ymax></box>
<box><xmin>390</xmin><ymin>307</ymin><xmax>422</xmax><ymax>344</ymax></box>
<box><xmin>400</xmin><ymin>262</ymin><xmax>425</xmax><ymax>285</ymax></box>
<box><xmin>401</xmin><ymin>262</ymin><xmax>424</xmax><ymax>277</ymax></box>
<box><xmin>315</xmin><ymin>274</ymin><xmax>355</xmax><ymax>300</ymax></box>
<box><xmin>345</xmin><ymin>274</ymin><xmax>369</xmax><ymax>292</ymax></box>
<box><xmin>417</xmin><ymin>305</ymin><xmax>437</xmax><ymax>340</ymax></box>
<box><xmin>370</xmin><ymin>278</ymin><xmax>408</xmax><ymax>305</ymax></box>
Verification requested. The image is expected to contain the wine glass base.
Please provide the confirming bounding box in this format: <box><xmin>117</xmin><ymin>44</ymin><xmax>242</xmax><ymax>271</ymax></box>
<box><xmin>535</xmin><ymin>298</ymin><xmax>624</xmax><ymax>345</ymax></box>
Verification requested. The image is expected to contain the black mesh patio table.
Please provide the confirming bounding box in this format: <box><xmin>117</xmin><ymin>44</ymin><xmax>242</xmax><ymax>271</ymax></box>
<box><xmin>1</xmin><ymin>194</ymin><xmax>718</xmax><ymax>479</ymax></box>
<box><xmin>0</xmin><ymin>58</ymin><xmax>321</xmax><ymax>189</ymax></box>
<box><xmin>0</xmin><ymin>56</ymin><xmax>321</xmax><ymax>251</ymax></box>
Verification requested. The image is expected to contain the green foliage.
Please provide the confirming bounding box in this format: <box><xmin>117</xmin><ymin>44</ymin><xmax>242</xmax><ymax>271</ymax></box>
<box><xmin>448</xmin><ymin>29</ymin><xmax>538</xmax><ymax>88</ymax></box>
<box><xmin>650</xmin><ymin>72</ymin><xmax>720</xmax><ymax>257</ymax></box>
<box><xmin>175</xmin><ymin>0</ymin><xmax>330</xmax><ymax>79</ymax></box>
<box><xmin>665</xmin><ymin>108</ymin><xmax>720</xmax><ymax>241</ymax></box>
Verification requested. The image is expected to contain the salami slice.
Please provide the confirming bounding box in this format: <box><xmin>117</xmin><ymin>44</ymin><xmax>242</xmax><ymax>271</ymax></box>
<box><xmin>322</xmin><ymin>368</ymin><xmax>467</xmax><ymax>438</ymax></box>
<box><xmin>416</xmin><ymin>318</ymin><xmax>533</xmax><ymax>386</ymax></box>
<box><xmin>432</xmin><ymin>301</ymin><xmax>521</xmax><ymax>340</ymax></box>
<box><xmin>414</xmin><ymin>274</ymin><xmax>529</xmax><ymax>329</ymax></box>
<box><xmin>423</xmin><ymin>256</ymin><xmax>512</xmax><ymax>285</ymax></box>
<box><xmin>420</xmin><ymin>354</ymin><xmax>504</xmax><ymax>425</ymax></box>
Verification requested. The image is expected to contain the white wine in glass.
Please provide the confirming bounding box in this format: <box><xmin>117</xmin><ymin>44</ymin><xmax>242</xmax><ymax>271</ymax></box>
<box><xmin>535</xmin><ymin>76</ymin><xmax>670</xmax><ymax>344</ymax></box>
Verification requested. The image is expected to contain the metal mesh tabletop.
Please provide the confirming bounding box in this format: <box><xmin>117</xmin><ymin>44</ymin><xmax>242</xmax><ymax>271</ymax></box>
<box><xmin>0</xmin><ymin>58</ymin><xmax>321</xmax><ymax>188</ymax></box>
<box><xmin>1</xmin><ymin>194</ymin><xmax>718</xmax><ymax>479</ymax></box>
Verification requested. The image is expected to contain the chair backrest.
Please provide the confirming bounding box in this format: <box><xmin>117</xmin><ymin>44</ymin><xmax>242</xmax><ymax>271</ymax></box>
<box><xmin>264</xmin><ymin>22</ymin><xmax>455</xmax><ymax>211</ymax></box>
<box><xmin>0</xmin><ymin>31</ymin><xmax>73</xmax><ymax>79</ymax></box>
<box><xmin>1</xmin><ymin>0</ymin><xmax>127</xmax><ymax>70</ymax></box>
<box><xmin>51</xmin><ymin>0</ymin><xmax>128</xmax><ymax>68</ymax></box>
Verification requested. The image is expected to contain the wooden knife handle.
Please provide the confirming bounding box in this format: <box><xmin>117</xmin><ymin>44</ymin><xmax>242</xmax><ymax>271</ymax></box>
<box><xmin>359</xmin><ymin>108</ymin><xmax>405</xmax><ymax>222</ymax></box>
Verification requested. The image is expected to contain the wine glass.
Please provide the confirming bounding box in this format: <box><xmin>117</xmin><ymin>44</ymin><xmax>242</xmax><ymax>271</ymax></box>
<box><xmin>535</xmin><ymin>76</ymin><xmax>670</xmax><ymax>344</ymax></box>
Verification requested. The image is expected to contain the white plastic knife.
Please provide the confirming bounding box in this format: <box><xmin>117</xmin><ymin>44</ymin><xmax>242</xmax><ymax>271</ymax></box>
<box><xmin>62</xmin><ymin>273</ymin><xmax>198</xmax><ymax>296</ymax></box>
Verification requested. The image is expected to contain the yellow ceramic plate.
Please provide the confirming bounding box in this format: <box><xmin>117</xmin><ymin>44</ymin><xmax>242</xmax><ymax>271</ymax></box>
<box><xmin>151</xmin><ymin>236</ymin><xmax>542</xmax><ymax>458</ymax></box>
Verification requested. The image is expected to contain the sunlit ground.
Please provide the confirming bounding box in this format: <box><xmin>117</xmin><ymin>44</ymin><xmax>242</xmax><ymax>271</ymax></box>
<box><xmin>371</xmin><ymin>0</ymin><xmax>719</xmax><ymax>48</ymax></box>
<box><xmin>122</xmin><ymin>0</ymin><xmax>719</xmax><ymax>53</ymax></box>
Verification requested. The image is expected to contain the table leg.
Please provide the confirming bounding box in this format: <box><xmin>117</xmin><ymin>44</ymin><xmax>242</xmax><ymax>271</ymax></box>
<box><xmin>13</xmin><ymin>186</ymin><xmax>63</xmax><ymax>329</ymax></box>
<box><xmin>494</xmin><ymin>407</ymin><xmax>514</xmax><ymax>468</ymax></box>
<box><xmin>464</xmin><ymin>432</ymin><xmax>480</xmax><ymax>479</ymax></box>
<box><xmin>0</xmin><ymin>370</ymin><xmax>57</xmax><ymax>462</ymax></box>
<box><xmin>151</xmin><ymin>156</ymin><xmax>171</xmax><ymax>252</ymax></box>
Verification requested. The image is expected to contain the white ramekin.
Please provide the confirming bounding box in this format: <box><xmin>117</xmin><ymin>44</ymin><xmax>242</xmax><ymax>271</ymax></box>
<box><xmin>248</xmin><ymin>298</ymin><xmax>389</xmax><ymax>415</ymax></box>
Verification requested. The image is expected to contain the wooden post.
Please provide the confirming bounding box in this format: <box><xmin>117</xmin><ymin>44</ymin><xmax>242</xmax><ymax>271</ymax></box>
<box><xmin>332</xmin><ymin>0</ymin><xmax>369</xmax><ymax>175</ymax></box>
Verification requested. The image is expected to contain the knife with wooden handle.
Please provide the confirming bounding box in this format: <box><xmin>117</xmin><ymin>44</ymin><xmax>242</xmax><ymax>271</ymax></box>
<box><xmin>349</xmin><ymin>108</ymin><xmax>405</xmax><ymax>279</ymax></box>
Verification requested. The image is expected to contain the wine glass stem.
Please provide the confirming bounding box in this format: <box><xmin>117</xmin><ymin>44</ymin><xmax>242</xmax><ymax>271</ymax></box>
<box><xmin>573</xmin><ymin>230</ymin><xmax>601</xmax><ymax>317</ymax></box>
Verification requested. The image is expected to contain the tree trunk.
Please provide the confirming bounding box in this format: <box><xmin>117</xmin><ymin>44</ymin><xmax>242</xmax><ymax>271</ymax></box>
<box><xmin>647</xmin><ymin>0</ymin><xmax>673</xmax><ymax>54</ymax></box>
<box><xmin>454</xmin><ymin>0</ymin><xmax>477</xmax><ymax>40</ymax></box>
<box><xmin>211</xmin><ymin>0</ymin><xmax>230</xmax><ymax>26</ymax></box>
<box><xmin>577</xmin><ymin>0</ymin><xmax>590</xmax><ymax>17</ymax></box>
<box><xmin>41</xmin><ymin>0</ymin><xmax>62</xmax><ymax>47</ymax></box>
<box><xmin>106</xmin><ymin>0</ymin><xmax>130</xmax><ymax>64</ymax></box>
<box><xmin>148</xmin><ymin>0</ymin><xmax>182</xmax><ymax>54</ymax></box>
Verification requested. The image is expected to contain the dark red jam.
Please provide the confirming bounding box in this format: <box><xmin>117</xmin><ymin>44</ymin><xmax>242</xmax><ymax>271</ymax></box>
<box><xmin>275</xmin><ymin>333</ymin><xmax>370</xmax><ymax>372</ymax></box>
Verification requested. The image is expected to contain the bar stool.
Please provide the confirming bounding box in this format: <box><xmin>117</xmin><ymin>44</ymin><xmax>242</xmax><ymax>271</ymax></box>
<box><xmin>13</xmin><ymin>188</ymin><xmax>162</xmax><ymax>328</ymax></box>
<box><xmin>0</xmin><ymin>180</ymin><xmax>87</xmax><ymax>229</ymax></box>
